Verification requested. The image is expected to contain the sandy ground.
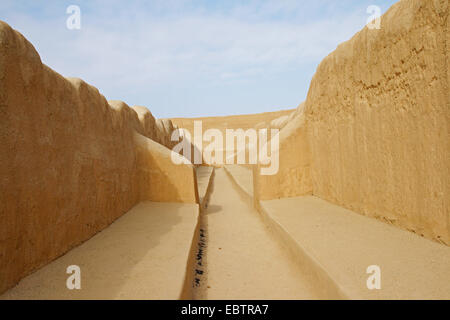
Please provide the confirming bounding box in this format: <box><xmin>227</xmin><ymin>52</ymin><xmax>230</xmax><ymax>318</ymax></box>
<box><xmin>260</xmin><ymin>196</ymin><xmax>450</xmax><ymax>300</ymax></box>
<box><xmin>2</xmin><ymin>166</ymin><xmax>448</xmax><ymax>300</ymax></box>
<box><xmin>0</xmin><ymin>202</ymin><xmax>198</xmax><ymax>300</ymax></box>
<box><xmin>197</xmin><ymin>168</ymin><xmax>318</xmax><ymax>299</ymax></box>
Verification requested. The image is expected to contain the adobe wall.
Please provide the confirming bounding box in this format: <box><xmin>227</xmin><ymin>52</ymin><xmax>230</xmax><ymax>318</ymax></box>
<box><xmin>254</xmin><ymin>0</ymin><xmax>449</xmax><ymax>245</ymax></box>
<box><xmin>170</xmin><ymin>109</ymin><xmax>294</xmax><ymax>135</ymax></box>
<box><xmin>0</xmin><ymin>21</ymin><xmax>198</xmax><ymax>294</ymax></box>
<box><xmin>304</xmin><ymin>0</ymin><xmax>449</xmax><ymax>244</ymax></box>
<box><xmin>253</xmin><ymin>107</ymin><xmax>312</xmax><ymax>201</ymax></box>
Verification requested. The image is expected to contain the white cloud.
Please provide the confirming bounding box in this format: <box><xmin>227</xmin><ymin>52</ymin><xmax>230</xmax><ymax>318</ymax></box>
<box><xmin>0</xmin><ymin>0</ymin><xmax>396</xmax><ymax>116</ymax></box>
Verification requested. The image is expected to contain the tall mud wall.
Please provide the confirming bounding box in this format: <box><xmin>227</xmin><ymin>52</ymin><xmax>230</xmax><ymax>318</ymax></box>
<box><xmin>304</xmin><ymin>0</ymin><xmax>449</xmax><ymax>245</ymax></box>
<box><xmin>0</xmin><ymin>21</ymin><xmax>198</xmax><ymax>294</ymax></box>
<box><xmin>254</xmin><ymin>0</ymin><xmax>448</xmax><ymax>244</ymax></box>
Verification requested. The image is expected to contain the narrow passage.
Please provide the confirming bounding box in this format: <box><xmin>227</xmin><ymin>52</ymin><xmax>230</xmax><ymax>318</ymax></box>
<box><xmin>194</xmin><ymin>168</ymin><xmax>318</xmax><ymax>299</ymax></box>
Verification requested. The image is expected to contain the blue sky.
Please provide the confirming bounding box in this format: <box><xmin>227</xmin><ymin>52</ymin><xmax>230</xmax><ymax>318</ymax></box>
<box><xmin>0</xmin><ymin>0</ymin><xmax>398</xmax><ymax>118</ymax></box>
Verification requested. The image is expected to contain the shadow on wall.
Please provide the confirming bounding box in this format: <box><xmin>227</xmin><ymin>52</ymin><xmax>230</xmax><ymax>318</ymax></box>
<box><xmin>0</xmin><ymin>202</ymin><xmax>187</xmax><ymax>299</ymax></box>
<box><xmin>0</xmin><ymin>20</ymin><xmax>198</xmax><ymax>295</ymax></box>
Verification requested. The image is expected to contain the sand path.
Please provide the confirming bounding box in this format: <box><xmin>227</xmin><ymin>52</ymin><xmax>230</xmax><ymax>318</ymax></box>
<box><xmin>1</xmin><ymin>202</ymin><xmax>199</xmax><ymax>300</ymax></box>
<box><xmin>197</xmin><ymin>168</ymin><xmax>318</xmax><ymax>299</ymax></box>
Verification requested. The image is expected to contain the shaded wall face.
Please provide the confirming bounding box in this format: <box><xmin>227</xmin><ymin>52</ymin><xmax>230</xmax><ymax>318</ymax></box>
<box><xmin>0</xmin><ymin>22</ymin><xmax>197</xmax><ymax>294</ymax></box>
<box><xmin>135</xmin><ymin>133</ymin><xmax>199</xmax><ymax>204</ymax></box>
<box><xmin>304</xmin><ymin>0</ymin><xmax>449</xmax><ymax>244</ymax></box>
<box><xmin>254</xmin><ymin>112</ymin><xmax>313</xmax><ymax>201</ymax></box>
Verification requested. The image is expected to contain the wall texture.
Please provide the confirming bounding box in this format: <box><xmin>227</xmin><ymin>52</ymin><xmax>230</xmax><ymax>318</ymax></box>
<box><xmin>0</xmin><ymin>21</ymin><xmax>198</xmax><ymax>294</ymax></box>
<box><xmin>254</xmin><ymin>0</ymin><xmax>449</xmax><ymax>245</ymax></box>
<box><xmin>304</xmin><ymin>0</ymin><xmax>449</xmax><ymax>245</ymax></box>
<box><xmin>253</xmin><ymin>106</ymin><xmax>312</xmax><ymax>201</ymax></box>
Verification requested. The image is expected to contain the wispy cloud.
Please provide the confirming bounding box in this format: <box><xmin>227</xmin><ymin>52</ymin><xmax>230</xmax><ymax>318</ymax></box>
<box><xmin>0</xmin><ymin>0</ymin><xmax>397</xmax><ymax>117</ymax></box>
